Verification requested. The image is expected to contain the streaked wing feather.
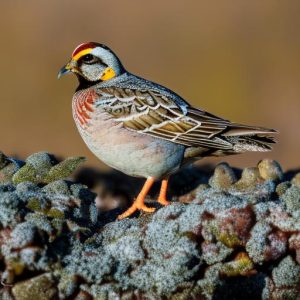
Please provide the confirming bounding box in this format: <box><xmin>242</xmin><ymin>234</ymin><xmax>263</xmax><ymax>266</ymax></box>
<box><xmin>94</xmin><ymin>87</ymin><xmax>242</xmax><ymax>150</ymax></box>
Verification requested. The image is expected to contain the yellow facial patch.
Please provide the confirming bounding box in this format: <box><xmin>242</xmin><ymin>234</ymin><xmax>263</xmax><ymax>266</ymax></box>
<box><xmin>100</xmin><ymin>67</ymin><xmax>116</xmax><ymax>81</ymax></box>
<box><xmin>72</xmin><ymin>48</ymin><xmax>93</xmax><ymax>61</ymax></box>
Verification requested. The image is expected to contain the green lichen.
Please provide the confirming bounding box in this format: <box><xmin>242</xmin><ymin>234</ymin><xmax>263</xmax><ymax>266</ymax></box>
<box><xmin>220</xmin><ymin>253</ymin><xmax>255</xmax><ymax>277</ymax></box>
<box><xmin>47</xmin><ymin>208</ymin><xmax>65</xmax><ymax>219</ymax></box>
<box><xmin>26</xmin><ymin>198</ymin><xmax>43</xmax><ymax>211</ymax></box>
<box><xmin>43</xmin><ymin>157</ymin><xmax>86</xmax><ymax>183</ymax></box>
<box><xmin>217</xmin><ymin>232</ymin><xmax>242</xmax><ymax>248</ymax></box>
<box><xmin>210</xmin><ymin>222</ymin><xmax>242</xmax><ymax>248</ymax></box>
<box><xmin>12</xmin><ymin>164</ymin><xmax>40</xmax><ymax>184</ymax></box>
<box><xmin>11</xmin><ymin>153</ymin><xmax>85</xmax><ymax>185</ymax></box>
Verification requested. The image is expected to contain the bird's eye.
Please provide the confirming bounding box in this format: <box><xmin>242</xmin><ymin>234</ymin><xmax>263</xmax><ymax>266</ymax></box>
<box><xmin>81</xmin><ymin>54</ymin><xmax>97</xmax><ymax>64</ymax></box>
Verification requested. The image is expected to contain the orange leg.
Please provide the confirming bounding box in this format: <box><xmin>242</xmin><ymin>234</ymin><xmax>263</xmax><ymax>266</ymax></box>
<box><xmin>157</xmin><ymin>178</ymin><xmax>170</xmax><ymax>206</ymax></box>
<box><xmin>118</xmin><ymin>177</ymin><xmax>156</xmax><ymax>220</ymax></box>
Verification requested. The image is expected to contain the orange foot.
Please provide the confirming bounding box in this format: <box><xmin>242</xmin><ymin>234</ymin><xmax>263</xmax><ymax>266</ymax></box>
<box><xmin>157</xmin><ymin>178</ymin><xmax>170</xmax><ymax>206</ymax></box>
<box><xmin>118</xmin><ymin>177</ymin><xmax>156</xmax><ymax>220</ymax></box>
<box><xmin>118</xmin><ymin>177</ymin><xmax>171</xmax><ymax>220</ymax></box>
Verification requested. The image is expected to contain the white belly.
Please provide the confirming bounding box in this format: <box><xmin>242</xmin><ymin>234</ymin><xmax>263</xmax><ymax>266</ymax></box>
<box><xmin>76</xmin><ymin>113</ymin><xmax>185</xmax><ymax>178</ymax></box>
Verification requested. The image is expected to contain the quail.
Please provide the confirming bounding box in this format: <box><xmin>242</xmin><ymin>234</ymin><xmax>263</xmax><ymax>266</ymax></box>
<box><xmin>58</xmin><ymin>42</ymin><xmax>276</xmax><ymax>219</ymax></box>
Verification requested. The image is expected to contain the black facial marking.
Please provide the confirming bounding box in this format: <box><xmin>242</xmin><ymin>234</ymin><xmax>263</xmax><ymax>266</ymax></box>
<box><xmin>80</xmin><ymin>54</ymin><xmax>98</xmax><ymax>64</ymax></box>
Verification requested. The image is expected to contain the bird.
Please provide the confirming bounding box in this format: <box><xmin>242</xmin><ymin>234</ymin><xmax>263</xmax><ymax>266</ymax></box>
<box><xmin>58</xmin><ymin>42</ymin><xmax>277</xmax><ymax>220</ymax></box>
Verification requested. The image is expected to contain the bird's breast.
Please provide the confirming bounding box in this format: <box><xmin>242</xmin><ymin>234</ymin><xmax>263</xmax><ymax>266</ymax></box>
<box><xmin>72</xmin><ymin>88</ymin><xmax>98</xmax><ymax>129</ymax></box>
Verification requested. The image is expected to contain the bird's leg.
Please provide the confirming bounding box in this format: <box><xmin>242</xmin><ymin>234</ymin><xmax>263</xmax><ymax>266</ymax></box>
<box><xmin>118</xmin><ymin>177</ymin><xmax>156</xmax><ymax>220</ymax></box>
<box><xmin>157</xmin><ymin>178</ymin><xmax>170</xmax><ymax>206</ymax></box>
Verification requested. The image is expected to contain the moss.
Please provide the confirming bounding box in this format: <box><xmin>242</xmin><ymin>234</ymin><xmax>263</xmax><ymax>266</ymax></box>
<box><xmin>209</xmin><ymin>222</ymin><xmax>243</xmax><ymax>248</ymax></box>
<box><xmin>220</xmin><ymin>252</ymin><xmax>255</xmax><ymax>277</ymax></box>
<box><xmin>26</xmin><ymin>198</ymin><xmax>42</xmax><ymax>211</ymax></box>
<box><xmin>44</xmin><ymin>157</ymin><xmax>86</xmax><ymax>183</ymax></box>
<box><xmin>47</xmin><ymin>208</ymin><xmax>65</xmax><ymax>219</ymax></box>
<box><xmin>217</xmin><ymin>232</ymin><xmax>242</xmax><ymax>248</ymax></box>
<box><xmin>12</xmin><ymin>164</ymin><xmax>39</xmax><ymax>184</ymax></box>
<box><xmin>25</xmin><ymin>152</ymin><xmax>56</xmax><ymax>176</ymax></box>
<box><xmin>7</xmin><ymin>258</ymin><xmax>25</xmax><ymax>276</ymax></box>
<box><xmin>12</xmin><ymin>154</ymin><xmax>85</xmax><ymax>185</ymax></box>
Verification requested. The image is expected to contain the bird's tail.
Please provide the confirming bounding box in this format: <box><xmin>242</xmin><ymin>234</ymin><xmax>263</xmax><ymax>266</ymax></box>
<box><xmin>222</xmin><ymin>124</ymin><xmax>277</xmax><ymax>152</ymax></box>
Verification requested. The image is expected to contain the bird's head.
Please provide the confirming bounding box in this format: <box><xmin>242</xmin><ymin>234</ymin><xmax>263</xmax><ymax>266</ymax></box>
<box><xmin>58</xmin><ymin>42</ymin><xmax>125</xmax><ymax>84</ymax></box>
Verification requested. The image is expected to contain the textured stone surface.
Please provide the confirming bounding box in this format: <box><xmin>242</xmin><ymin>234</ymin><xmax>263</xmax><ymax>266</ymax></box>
<box><xmin>0</xmin><ymin>153</ymin><xmax>299</xmax><ymax>299</ymax></box>
<box><xmin>12</xmin><ymin>273</ymin><xmax>57</xmax><ymax>300</ymax></box>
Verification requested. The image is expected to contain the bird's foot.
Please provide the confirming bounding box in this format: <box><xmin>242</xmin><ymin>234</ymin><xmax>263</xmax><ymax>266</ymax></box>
<box><xmin>117</xmin><ymin>198</ymin><xmax>155</xmax><ymax>220</ymax></box>
<box><xmin>157</xmin><ymin>197</ymin><xmax>170</xmax><ymax>206</ymax></box>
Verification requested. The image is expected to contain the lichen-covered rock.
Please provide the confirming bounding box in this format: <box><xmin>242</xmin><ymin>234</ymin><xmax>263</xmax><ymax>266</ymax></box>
<box><xmin>292</xmin><ymin>173</ymin><xmax>300</xmax><ymax>186</ymax></box>
<box><xmin>281</xmin><ymin>184</ymin><xmax>300</xmax><ymax>214</ymax></box>
<box><xmin>208</xmin><ymin>162</ymin><xmax>237</xmax><ymax>190</ymax></box>
<box><xmin>0</xmin><ymin>152</ymin><xmax>21</xmax><ymax>183</ymax></box>
<box><xmin>12</xmin><ymin>273</ymin><xmax>58</xmax><ymax>300</ymax></box>
<box><xmin>246</xmin><ymin>221</ymin><xmax>287</xmax><ymax>264</ymax></box>
<box><xmin>272</xmin><ymin>256</ymin><xmax>300</xmax><ymax>288</ymax></box>
<box><xmin>0</xmin><ymin>151</ymin><xmax>299</xmax><ymax>299</ymax></box>
<box><xmin>258</xmin><ymin>159</ymin><xmax>284</xmax><ymax>181</ymax></box>
<box><xmin>234</xmin><ymin>167</ymin><xmax>263</xmax><ymax>190</ymax></box>
<box><xmin>0</xmin><ymin>151</ymin><xmax>97</xmax><ymax>293</ymax></box>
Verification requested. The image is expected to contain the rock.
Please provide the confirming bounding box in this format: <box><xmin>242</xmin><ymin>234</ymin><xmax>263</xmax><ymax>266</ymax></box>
<box><xmin>44</xmin><ymin>156</ymin><xmax>86</xmax><ymax>183</ymax></box>
<box><xmin>209</xmin><ymin>163</ymin><xmax>237</xmax><ymax>190</ymax></box>
<box><xmin>234</xmin><ymin>167</ymin><xmax>262</xmax><ymax>190</ymax></box>
<box><xmin>272</xmin><ymin>256</ymin><xmax>300</xmax><ymax>288</ymax></box>
<box><xmin>12</xmin><ymin>273</ymin><xmax>57</xmax><ymax>300</ymax></box>
<box><xmin>258</xmin><ymin>159</ymin><xmax>283</xmax><ymax>181</ymax></box>
<box><xmin>281</xmin><ymin>185</ymin><xmax>300</xmax><ymax>213</ymax></box>
<box><xmin>0</xmin><ymin>152</ymin><xmax>299</xmax><ymax>299</ymax></box>
<box><xmin>292</xmin><ymin>173</ymin><xmax>300</xmax><ymax>186</ymax></box>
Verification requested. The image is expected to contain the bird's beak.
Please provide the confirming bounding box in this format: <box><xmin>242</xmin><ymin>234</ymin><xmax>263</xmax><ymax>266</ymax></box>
<box><xmin>58</xmin><ymin>60</ymin><xmax>78</xmax><ymax>79</ymax></box>
<box><xmin>58</xmin><ymin>63</ymin><xmax>71</xmax><ymax>79</ymax></box>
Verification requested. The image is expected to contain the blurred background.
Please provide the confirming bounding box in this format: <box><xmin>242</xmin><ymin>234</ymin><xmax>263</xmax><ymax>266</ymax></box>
<box><xmin>0</xmin><ymin>0</ymin><xmax>299</xmax><ymax>171</ymax></box>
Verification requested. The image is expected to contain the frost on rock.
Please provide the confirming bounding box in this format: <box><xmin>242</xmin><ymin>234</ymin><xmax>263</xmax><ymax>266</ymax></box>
<box><xmin>0</xmin><ymin>152</ymin><xmax>299</xmax><ymax>299</ymax></box>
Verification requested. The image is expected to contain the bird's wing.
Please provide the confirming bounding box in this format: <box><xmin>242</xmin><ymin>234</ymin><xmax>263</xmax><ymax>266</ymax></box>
<box><xmin>94</xmin><ymin>87</ymin><xmax>274</xmax><ymax>150</ymax></box>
